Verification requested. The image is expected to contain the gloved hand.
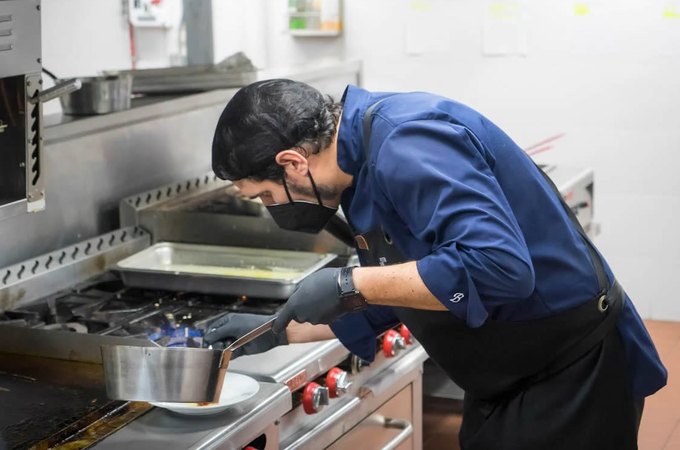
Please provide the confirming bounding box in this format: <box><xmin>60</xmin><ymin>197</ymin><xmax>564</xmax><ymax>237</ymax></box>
<box><xmin>273</xmin><ymin>267</ymin><xmax>344</xmax><ymax>334</ymax></box>
<box><xmin>204</xmin><ymin>313</ymin><xmax>287</xmax><ymax>357</ymax></box>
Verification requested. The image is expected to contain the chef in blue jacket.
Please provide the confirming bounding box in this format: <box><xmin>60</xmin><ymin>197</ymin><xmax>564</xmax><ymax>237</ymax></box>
<box><xmin>207</xmin><ymin>79</ymin><xmax>667</xmax><ymax>449</ymax></box>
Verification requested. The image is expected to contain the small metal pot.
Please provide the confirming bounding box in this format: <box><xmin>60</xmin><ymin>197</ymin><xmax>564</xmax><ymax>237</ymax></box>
<box><xmin>101</xmin><ymin>317</ymin><xmax>275</xmax><ymax>403</ymax></box>
<box><xmin>59</xmin><ymin>74</ymin><xmax>132</xmax><ymax>116</ymax></box>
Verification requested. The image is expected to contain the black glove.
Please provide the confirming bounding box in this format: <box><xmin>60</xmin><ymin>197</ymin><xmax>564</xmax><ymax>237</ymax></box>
<box><xmin>273</xmin><ymin>267</ymin><xmax>345</xmax><ymax>334</ymax></box>
<box><xmin>204</xmin><ymin>313</ymin><xmax>287</xmax><ymax>357</ymax></box>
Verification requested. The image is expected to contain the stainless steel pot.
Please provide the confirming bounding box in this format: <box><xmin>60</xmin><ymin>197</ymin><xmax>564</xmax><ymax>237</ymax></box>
<box><xmin>59</xmin><ymin>74</ymin><xmax>132</xmax><ymax>115</ymax></box>
<box><xmin>100</xmin><ymin>317</ymin><xmax>275</xmax><ymax>403</ymax></box>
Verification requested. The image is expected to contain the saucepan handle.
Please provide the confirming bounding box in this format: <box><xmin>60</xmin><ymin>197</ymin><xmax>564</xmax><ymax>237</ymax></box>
<box><xmin>225</xmin><ymin>316</ymin><xmax>276</xmax><ymax>352</ymax></box>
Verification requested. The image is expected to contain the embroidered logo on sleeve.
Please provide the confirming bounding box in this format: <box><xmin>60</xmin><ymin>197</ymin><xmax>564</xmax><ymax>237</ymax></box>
<box><xmin>449</xmin><ymin>293</ymin><xmax>465</xmax><ymax>303</ymax></box>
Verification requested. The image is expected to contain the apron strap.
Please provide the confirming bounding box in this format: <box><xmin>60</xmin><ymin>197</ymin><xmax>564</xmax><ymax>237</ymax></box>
<box><xmin>533</xmin><ymin>165</ymin><xmax>609</xmax><ymax>293</ymax></box>
<box><xmin>362</xmin><ymin>98</ymin><xmax>387</xmax><ymax>158</ymax></box>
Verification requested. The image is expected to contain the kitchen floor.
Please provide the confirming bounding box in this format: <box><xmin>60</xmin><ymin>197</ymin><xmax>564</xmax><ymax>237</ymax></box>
<box><xmin>422</xmin><ymin>320</ymin><xmax>680</xmax><ymax>449</ymax></box>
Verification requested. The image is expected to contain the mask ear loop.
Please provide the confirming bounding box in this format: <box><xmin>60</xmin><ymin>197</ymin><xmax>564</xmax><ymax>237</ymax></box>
<box><xmin>281</xmin><ymin>175</ymin><xmax>295</xmax><ymax>203</ymax></box>
<box><xmin>290</xmin><ymin>144</ymin><xmax>325</xmax><ymax>207</ymax></box>
<box><xmin>307</xmin><ymin>171</ymin><xmax>327</xmax><ymax>207</ymax></box>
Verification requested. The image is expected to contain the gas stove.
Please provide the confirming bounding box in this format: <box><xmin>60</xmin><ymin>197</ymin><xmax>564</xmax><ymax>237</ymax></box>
<box><xmin>0</xmin><ymin>262</ymin><xmax>294</xmax><ymax>450</ymax></box>
<box><xmin>0</xmin><ymin>261</ymin><xmax>426</xmax><ymax>450</ymax></box>
<box><xmin>0</xmin><ymin>169</ymin><xmax>430</xmax><ymax>450</ymax></box>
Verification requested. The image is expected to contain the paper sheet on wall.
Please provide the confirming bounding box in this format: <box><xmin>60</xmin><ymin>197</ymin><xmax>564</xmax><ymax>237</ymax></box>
<box><xmin>404</xmin><ymin>0</ymin><xmax>452</xmax><ymax>55</ymax></box>
<box><xmin>482</xmin><ymin>0</ymin><xmax>528</xmax><ymax>56</ymax></box>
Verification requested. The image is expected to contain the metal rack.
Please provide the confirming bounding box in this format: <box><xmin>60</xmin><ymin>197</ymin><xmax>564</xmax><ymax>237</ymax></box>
<box><xmin>288</xmin><ymin>0</ymin><xmax>342</xmax><ymax>37</ymax></box>
<box><xmin>0</xmin><ymin>226</ymin><xmax>150</xmax><ymax>311</ymax></box>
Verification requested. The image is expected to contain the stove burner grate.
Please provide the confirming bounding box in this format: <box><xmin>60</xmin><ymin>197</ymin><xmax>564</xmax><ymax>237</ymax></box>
<box><xmin>0</xmin><ymin>273</ymin><xmax>283</xmax><ymax>347</ymax></box>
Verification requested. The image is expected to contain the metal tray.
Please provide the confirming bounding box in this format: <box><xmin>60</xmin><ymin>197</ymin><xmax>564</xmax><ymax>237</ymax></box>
<box><xmin>115</xmin><ymin>243</ymin><xmax>337</xmax><ymax>299</ymax></box>
<box><xmin>117</xmin><ymin>52</ymin><xmax>257</xmax><ymax>94</ymax></box>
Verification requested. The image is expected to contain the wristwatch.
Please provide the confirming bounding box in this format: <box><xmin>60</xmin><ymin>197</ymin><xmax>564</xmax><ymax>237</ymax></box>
<box><xmin>337</xmin><ymin>266</ymin><xmax>368</xmax><ymax>312</ymax></box>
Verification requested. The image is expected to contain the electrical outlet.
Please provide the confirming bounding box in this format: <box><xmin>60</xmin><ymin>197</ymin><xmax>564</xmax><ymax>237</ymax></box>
<box><xmin>128</xmin><ymin>0</ymin><xmax>171</xmax><ymax>28</ymax></box>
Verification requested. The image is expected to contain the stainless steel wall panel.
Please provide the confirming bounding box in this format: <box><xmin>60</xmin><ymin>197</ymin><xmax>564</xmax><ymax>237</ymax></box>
<box><xmin>0</xmin><ymin>0</ymin><xmax>41</xmax><ymax>78</ymax></box>
<box><xmin>0</xmin><ymin>60</ymin><xmax>361</xmax><ymax>269</ymax></box>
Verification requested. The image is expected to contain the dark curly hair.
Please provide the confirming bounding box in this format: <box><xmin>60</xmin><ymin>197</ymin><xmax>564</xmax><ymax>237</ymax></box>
<box><xmin>212</xmin><ymin>79</ymin><xmax>343</xmax><ymax>181</ymax></box>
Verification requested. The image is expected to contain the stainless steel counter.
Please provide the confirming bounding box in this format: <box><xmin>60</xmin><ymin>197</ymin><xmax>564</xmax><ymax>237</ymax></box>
<box><xmin>229</xmin><ymin>340</ymin><xmax>348</xmax><ymax>385</ymax></box>
<box><xmin>94</xmin><ymin>381</ymin><xmax>291</xmax><ymax>450</ymax></box>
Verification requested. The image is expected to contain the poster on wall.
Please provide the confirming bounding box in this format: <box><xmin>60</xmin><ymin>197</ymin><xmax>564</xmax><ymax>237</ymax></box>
<box><xmin>482</xmin><ymin>0</ymin><xmax>529</xmax><ymax>56</ymax></box>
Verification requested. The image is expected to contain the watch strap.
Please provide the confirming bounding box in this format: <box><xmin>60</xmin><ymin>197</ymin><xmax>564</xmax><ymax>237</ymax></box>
<box><xmin>337</xmin><ymin>267</ymin><xmax>367</xmax><ymax>312</ymax></box>
<box><xmin>339</xmin><ymin>266</ymin><xmax>356</xmax><ymax>295</ymax></box>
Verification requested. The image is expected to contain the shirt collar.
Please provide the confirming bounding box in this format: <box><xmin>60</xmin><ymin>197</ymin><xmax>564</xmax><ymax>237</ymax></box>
<box><xmin>337</xmin><ymin>85</ymin><xmax>373</xmax><ymax>177</ymax></box>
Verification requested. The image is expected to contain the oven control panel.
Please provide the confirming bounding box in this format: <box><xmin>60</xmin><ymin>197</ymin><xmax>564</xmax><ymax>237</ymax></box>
<box><xmin>290</xmin><ymin>324</ymin><xmax>415</xmax><ymax>416</ymax></box>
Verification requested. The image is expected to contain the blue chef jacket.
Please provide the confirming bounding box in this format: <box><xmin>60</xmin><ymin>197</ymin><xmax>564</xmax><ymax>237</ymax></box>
<box><xmin>329</xmin><ymin>85</ymin><xmax>667</xmax><ymax>399</ymax></box>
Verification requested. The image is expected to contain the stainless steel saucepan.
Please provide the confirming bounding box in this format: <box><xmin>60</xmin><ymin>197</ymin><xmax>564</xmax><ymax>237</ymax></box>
<box><xmin>100</xmin><ymin>317</ymin><xmax>275</xmax><ymax>403</ymax></box>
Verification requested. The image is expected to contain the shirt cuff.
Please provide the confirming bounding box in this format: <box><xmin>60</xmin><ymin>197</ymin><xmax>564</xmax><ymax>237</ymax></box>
<box><xmin>330</xmin><ymin>305</ymin><xmax>399</xmax><ymax>362</ymax></box>
<box><xmin>416</xmin><ymin>249</ymin><xmax>488</xmax><ymax>328</ymax></box>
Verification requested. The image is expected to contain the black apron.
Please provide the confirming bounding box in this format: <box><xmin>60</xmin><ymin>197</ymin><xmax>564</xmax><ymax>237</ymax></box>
<box><xmin>350</xmin><ymin>102</ymin><xmax>643</xmax><ymax>449</ymax></box>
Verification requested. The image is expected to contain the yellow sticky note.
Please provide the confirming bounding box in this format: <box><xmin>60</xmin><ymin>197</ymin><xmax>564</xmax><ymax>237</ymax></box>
<box><xmin>663</xmin><ymin>5</ymin><xmax>680</xmax><ymax>19</ymax></box>
<box><xmin>489</xmin><ymin>2</ymin><xmax>520</xmax><ymax>20</ymax></box>
<box><xmin>574</xmin><ymin>2</ymin><xmax>590</xmax><ymax>16</ymax></box>
<box><xmin>410</xmin><ymin>0</ymin><xmax>432</xmax><ymax>13</ymax></box>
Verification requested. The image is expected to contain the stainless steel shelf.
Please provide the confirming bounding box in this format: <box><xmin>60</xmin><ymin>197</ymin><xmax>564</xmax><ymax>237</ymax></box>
<box><xmin>290</xmin><ymin>29</ymin><xmax>341</xmax><ymax>37</ymax></box>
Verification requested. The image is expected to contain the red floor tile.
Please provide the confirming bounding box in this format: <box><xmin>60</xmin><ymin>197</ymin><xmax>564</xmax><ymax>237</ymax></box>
<box><xmin>640</xmin><ymin>320</ymin><xmax>680</xmax><ymax>450</ymax></box>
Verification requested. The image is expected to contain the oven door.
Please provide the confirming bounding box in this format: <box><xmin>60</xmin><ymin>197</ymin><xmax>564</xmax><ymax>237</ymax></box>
<box><xmin>326</xmin><ymin>385</ymin><xmax>414</xmax><ymax>450</ymax></box>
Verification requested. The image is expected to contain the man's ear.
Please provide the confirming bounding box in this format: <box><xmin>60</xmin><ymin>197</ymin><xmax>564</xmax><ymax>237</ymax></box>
<box><xmin>275</xmin><ymin>149</ymin><xmax>309</xmax><ymax>176</ymax></box>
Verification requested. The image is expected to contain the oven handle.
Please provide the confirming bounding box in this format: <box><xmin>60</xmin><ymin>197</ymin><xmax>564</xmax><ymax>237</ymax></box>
<box><xmin>283</xmin><ymin>397</ymin><xmax>362</xmax><ymax>450</ymax></box>
<box><xmin>378</xmin><ymin>416</ymin><xmax>413</xmax><ymax>450</ymax></box>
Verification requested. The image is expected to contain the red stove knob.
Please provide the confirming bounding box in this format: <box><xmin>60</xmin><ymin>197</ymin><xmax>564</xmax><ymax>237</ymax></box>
<box><xmin>383</xmin><ymin>329</ymin><xmax>407</xmax><ymax>358</ymax></box>
<box><xmin>326</xmin><ymin>367</ymin><xmax>352</xmax><ymax>398</ymax></box>
<box><xmin>302</xmin><ymin>382</ymin><xmax>330</xmax><ymax>414</ymax></box>
<box><xmin>399</xmin><ymin>324</ymin><xmax>411</xmax><ymax>345</ymax></box>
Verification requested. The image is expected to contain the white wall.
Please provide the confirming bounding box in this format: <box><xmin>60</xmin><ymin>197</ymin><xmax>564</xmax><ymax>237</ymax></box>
<box><xmin>42</xmin><ymin>0</ymin><xmax>184</xmax><ymax>75</ymax></box>
<box><xmin>385</xmin><ymin>1</ymin><xmax>680</xmax><ymax>323</ymax></box>
<box><xmin>253</xmin><ymin>0</ymin><xmax>680</xmax><ymax>321</ymax></box>
<box><xmin>38</xmin><ymin>0</ymin><xmax>680</xmax><ymax>320</ymax></box>
<box><xmin>41</xmin><ymin>0</ymin><xmax>183</xmax><ymax>114</ymax></box>
<box><xmin>212</xmin><ymin>0</ymin><xmax>268</xmax><ymax>67</ymax></box>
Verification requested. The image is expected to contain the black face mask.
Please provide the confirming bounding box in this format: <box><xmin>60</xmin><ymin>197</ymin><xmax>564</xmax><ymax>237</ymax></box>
<box><xmin>266</xmin><ymin>171</ymin><xmax>338</xmax><ymax>234</ymax></box>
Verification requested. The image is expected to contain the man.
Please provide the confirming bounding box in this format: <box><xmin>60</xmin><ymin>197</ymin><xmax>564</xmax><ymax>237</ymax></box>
<box><xmin>207</xmin><ymin>79</ymin><xmax>667</xmax><ymax>449</ymax></box>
